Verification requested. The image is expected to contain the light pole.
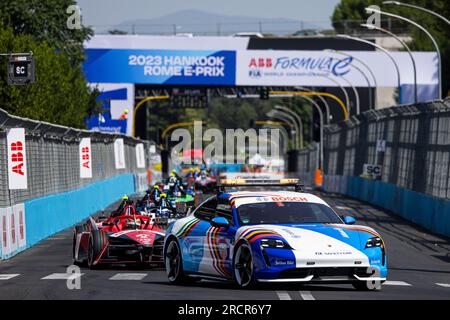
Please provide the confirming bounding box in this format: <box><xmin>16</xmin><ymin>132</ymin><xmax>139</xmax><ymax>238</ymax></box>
<box><xmin>326</xmin><ymin>49</ymin><xmax>378</xmax><ymax>109</ymax></box>
<box><xmin>266</xmin><ymin>110</ymin><xmax>298</xmax><ymax>150</ymax></box>
<box><xmin>293</xmin><ymin>95</ymin><xmax>324</xmax><ymax>170</ymax></box>
<box><xmin>295</xmin><ymin>86</ymin><xmax>331</xmax><ymax>123</ymax></box>
<box><xmin>267</xmin><ymin>109</ymin><xmax>300</xmax><ymax>150</ymax></box>
<box><xmin>383</xmin><ymin>1</ymin><xmax>450</xmax><ymax>25</ymax></box>
<box><xmin>325</xmin><ymin>49</ymin><xmax>374</xmax><ymax>110</ymax></box>
<box><xmin>336</xmin><ymin>75</ymin><xmax>361</xmax><ymax>115</ymax></box>
<box><xmin>360</xmin><ymin>23</ymin><xmax>417</xmax><ymax>104</ymax></box>
<box><xmin>337</xmin><ymin>34</ymin><xmax>402</xmax><ymax>104</ymax></box>
<box><xmin>366</xmin><ymin>6</ymin><xmax>442</xmax><ymax>99</ymax></box>
<box><xmin>320</xmin><ymin>75</ymin><xmax>351</xmax><ymax>116</ymax></box>
<box><xmin>275</xmin><ymin>105</ymin><xmax>304</xmax><ymax>149</ymax></box>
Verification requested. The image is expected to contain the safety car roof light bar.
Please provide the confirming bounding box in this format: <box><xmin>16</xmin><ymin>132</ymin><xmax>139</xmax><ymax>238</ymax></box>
<box><xmin>217</xmin><ymin>179</ymin><xmax>304</xmax><ymax>193</ymax></box>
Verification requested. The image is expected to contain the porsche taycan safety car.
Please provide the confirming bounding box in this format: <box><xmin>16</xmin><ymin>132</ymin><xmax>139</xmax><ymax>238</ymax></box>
<box><xmin>73</xmin><ymin>203</ymin><xmax>165</xmax><ymax>268</ymax></box>
<box><xmin>163</xmin><ymin>179</ymin><xmax>387</xmax><ymax>290</ymax></box>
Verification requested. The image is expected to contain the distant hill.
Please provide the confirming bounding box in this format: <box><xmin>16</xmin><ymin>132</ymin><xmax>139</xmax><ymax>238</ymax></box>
<box><xmin>110</xmin><ymin>9</ymin><xmax>326</xmax><ymax>36</ymax></box>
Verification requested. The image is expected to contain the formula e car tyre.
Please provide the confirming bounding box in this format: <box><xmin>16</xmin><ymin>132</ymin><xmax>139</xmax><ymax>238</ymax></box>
<box><xmin>165</xmin><ymin>238</ymin><xmax>189</xmax><ymax>284</ymax></box>
<box><xmin>87</xmin><ymin>230</ymin><xmax>107</xmax><ymax>269</ymax></box>
<box><xmin>233</xmin><ymin>242</ymin><xmax>255</xmax><ymax>288</ymax></box>
<box><xmin>73</xmin><ymin>225</ymin><xmax>86</xmax><ymax>267</ymax></box>
<box><xmin>352</xmin><ymin>280</ymin><xmax>381</xmax><ymax>291</ymax></box>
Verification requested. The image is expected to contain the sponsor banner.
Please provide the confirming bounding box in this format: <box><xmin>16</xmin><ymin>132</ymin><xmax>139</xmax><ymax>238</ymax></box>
<box><xmin>84</xmin><ymin>49</ymin><xmax>236</xmax><ymax>85</ymax></box>
<box><xmin>114</xmin><ymin>138</ymin><xmax>126</xmax><ymax>169</ymax></box>
<box><xmin>14</xmin><ymin>203</ymin><xmax>26</xmax><ymax>249</ymax></box>
<box><xmin>135</xmin><ymin>143</ymin><xmax>146</xmax><ymax>168</ymax></box>
<box><xmin>7</xmin><ymin>128</ymin><xmax>28</xmax><ymax>189</ymax></box>
<box><xmin>135</xmin><ymin>172</ymin><xmax>148</xmax><ymax>193</ymax></box>
<box><xmin>236</xmin><ymin>50</ymin><xmax>438</xmax><ymax>87</ymax></box>
<box><xmin>79</xmin><ymin>138</ymin><xmax>93</xmax><ymax>178</ymax></box>
<box><xmin>7</xmin><ymin>206</ymin><xmax>17</xmax><ymax>255</ymax></box>
<box><xmin>0</xmin><ymin>208</ymin><xmax>8</xmax><ymax>257</ymax></box>
<box><xmin>0</xmin><ymin>203</ymin><xmax>26</xmax><ymax>259</ymax></box>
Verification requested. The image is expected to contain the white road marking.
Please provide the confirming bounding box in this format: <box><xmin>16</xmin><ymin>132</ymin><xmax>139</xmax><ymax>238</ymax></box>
<box><xmin>436</xmin><ymin>283</ymin><xmax>450</xmax><ymax>288</ymax></box>
<box><xmin>41</xmin><ymin>273</ymin><xmax>84</xmax><ymax>280</ymax></box>
<box><xmin>109</xmin><ymin>273</ymin><xmax>148</xmax><ymax>281</ymax></box>
<box><xmin>0</xmin><ymin>274</ymin><xmax>20</xmax><ymax>280</ymax></box>
<box><xmin>335</xmin><ymin>206</ymin><xmax>352</xmax><ymax>210</ymax></box>
<box><xmin>276</xmin><ymin>291</ymin><xmax>292</xmax><ymax>300</ymax></box>
<box><xmin>383</xmin><ymin>281</ymin><xmax>411</xmax><ymax>286</ymax></box>
<box><xmin>299</xmin><ymin>291</ymin><xmax>315</xmax><ymax>300</ymax></box>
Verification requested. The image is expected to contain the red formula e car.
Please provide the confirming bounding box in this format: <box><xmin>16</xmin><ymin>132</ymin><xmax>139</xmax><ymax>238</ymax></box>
<box><xmin>72</xmin><ymin>204</ymin><xmax>165</xmax><ymax>268</ymax></box>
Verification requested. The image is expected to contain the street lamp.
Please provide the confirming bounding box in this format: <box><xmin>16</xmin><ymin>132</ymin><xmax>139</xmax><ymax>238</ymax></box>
<box><xmin>320</xmin><ymin>75</ymin><xmax>351</xmax><ymax>116</ymax></box>
<box><xmin>365</xmin><ymin>6</ymin><xmax>442</xmax><ymax>99</ymax></box>
<box><xmin>294</xmin><ymin>95</ymin><xmax>325</xmax><ymax>170</ymax></box>
<box><xmin>295</xmin><ymin>86</ymin><xmax>331</xmax><ymax>123</ymax></box>
<box><xmin>360</xmin><ymin>23</ymin><xmax>417</xmax><ymax>104</ymax></box>
<box><xmin>337</xmin><ymin>34</ymin><xmax>402</xmax><ymax>104</ymax></box>
<box><xmin>335</xmin><ymin>75</ymin><xmax>360</xmax><ymax>115</ymax></box>
<box><xmin>325</xmin><ymin>49</ymin><xmax>375</xmax><ymax>110</ymax></box>
<box><xmin>275</xmin><ymin>105</ymin><xmax>304</xmax><ymax>149</ymax></box>
<box><xmin>267</xmin><ymin>110</ymin><xmax>299</xmax><ymax>150</ymax></box>
<box><xmin>383</xmin><ymin>1</ymin><xmax>450</xmax><ymax>25</ymax></box>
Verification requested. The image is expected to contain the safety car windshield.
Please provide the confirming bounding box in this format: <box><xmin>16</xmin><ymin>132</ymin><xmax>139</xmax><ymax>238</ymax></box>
<box><xmin>237</xmin><ymin>202</ymin><xmax>342</xmax><ymax>225</ymax></box>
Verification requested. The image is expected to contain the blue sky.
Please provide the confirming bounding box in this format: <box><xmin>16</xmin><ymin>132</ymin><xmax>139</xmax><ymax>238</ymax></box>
<box><xmin>76</xmin><ymin>0</ymin><xmax>341</xmax><ymax>30</ymax></box>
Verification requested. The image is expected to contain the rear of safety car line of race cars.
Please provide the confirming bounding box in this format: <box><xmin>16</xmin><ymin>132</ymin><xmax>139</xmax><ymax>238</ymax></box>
<box><xmin>163</xmin><ymin>179</ymin><xmax>387</xmax><ymax>290</ymax></box>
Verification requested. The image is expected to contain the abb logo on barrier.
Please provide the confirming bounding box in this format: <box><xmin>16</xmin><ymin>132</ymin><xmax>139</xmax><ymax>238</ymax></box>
<box><xmin>7</xmin><ymin>128</ymin><xmax>27</xmax><ymax>189</ymax></box>
<box><xmin>81</xmin><ymin>146</ymin><xmax>90</xmax><ymax>168</ymax></box>
<box><xmin>10</xmin><ymin>141</ymin><xmax>25</xmax><ymax>176</ymax></box>
<box><xmin>79</xmin><ymin>138</ymin><xmax>92</xmax><ymax>178</ymax></box>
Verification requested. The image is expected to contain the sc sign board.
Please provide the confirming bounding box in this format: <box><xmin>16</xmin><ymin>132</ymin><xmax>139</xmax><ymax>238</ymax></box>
<box><xmin>363</xmin><ymin>164</ymin><xmax>382</xmax><ymax>178</ymax></box>
<box><xmin>7</xmin><ymin>55</ymin><xmax>35</xmax><ymax>85</ymax></box>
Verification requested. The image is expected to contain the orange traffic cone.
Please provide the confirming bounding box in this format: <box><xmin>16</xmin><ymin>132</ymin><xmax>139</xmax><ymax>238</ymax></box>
<box><xmin>314</xmin><ymin>168</ymin><xmax>323</xmax><ymax>188</ymax></box>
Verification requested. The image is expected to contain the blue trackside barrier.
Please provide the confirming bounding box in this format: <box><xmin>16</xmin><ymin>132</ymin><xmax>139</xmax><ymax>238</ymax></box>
<box><xmin>24</xmin><ymin>173</ymin><xmax>136</xmax><ymax>250</ymax></box>
<box><xmin>325</xmin><ymin>175</ymin><xmax>450</xmax><ymax>238</ymax></box>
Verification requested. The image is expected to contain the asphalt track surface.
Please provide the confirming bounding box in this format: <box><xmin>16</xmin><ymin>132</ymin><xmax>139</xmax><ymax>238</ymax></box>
<box><xmin>1</xmin><ymin>192</ymin><xmax>450</xmax><ymax>300</ymax></box>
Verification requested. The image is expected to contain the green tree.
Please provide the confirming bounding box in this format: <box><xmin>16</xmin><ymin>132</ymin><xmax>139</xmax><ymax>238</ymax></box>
<box><xmin>0</xmin><ymin>0</ymin><xmax>98</xmax><ymax>128</ymax></box>
<box><xmin>0</xmin><ymin>0</ymin><xmax>92</xmax><ymax>65</ymax></box>
<box><xmin>332</xmin><ymin>0</ymin><xmax>450</xmax><ymax>97</ymax></box>
<box><xmin>0</xmin><ymin>26</ymin><xmax>97</xmax><ymax>128</ymax></box>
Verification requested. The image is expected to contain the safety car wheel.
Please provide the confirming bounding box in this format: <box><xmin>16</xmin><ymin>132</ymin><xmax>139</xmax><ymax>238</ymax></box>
<box><xmin>233</xmin><ymin>242</ymin><xmax>255</xmax><ymax>288</ymax></box>
<box><xmin>165</xmin><ymin>239</ymin><xmax>187</xmax><ymax>284</ymax></box>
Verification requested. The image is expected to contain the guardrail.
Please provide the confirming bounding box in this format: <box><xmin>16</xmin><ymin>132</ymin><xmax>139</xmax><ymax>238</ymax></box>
<box><xmin>298</xmin><ymin>98</ymin><xmax>450</xmax><ymax>237</ymax></box>
<box><xmin>0</xmin><ymin>108</ymin><xmax>161</xmax><ymax>259</ymax></box>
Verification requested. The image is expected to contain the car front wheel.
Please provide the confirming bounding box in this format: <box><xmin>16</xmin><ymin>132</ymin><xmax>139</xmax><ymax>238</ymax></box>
<box><xmin>165</xmin><ymin>239</ymin><xmax>187</xmax><ymax>284</ymax></box>
<box><xmin>233</xmin><ymin>242</ymin><xmax>255</xmax><ymax>288</ymax></box>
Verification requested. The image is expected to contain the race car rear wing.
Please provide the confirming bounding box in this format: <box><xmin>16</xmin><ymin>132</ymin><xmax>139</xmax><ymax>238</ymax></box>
<box><xmin>217</xmin><ymin>178</ymin><xmax>304</xmax><ymax>193</ymax></box>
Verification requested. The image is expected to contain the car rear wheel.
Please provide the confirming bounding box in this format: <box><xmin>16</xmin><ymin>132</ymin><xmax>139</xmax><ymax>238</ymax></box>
<box><xmin>233</xmin><ymin>242</ymin><xmax>254</xmax><ymax>288</ymax></box>
<box><xmin>165</xmin><ymin>239</ymin><xmax>187</xmax><ymax>284</ymax></box>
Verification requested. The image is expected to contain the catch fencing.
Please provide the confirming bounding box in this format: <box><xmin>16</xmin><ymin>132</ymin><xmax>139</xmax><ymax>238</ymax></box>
<box><xmin>298</xmin><ymin>98</ymin><xmax>450</xmax><ymax>200</ymax></box>
<box><xmin>0</xmin><ymin>107</ymin><xmax>161</xmax><ymax>207</ymax></box>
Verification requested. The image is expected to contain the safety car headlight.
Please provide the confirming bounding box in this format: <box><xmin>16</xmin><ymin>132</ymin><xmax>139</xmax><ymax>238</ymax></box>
<box><xmin>260</xmin><ymin>238</ymin><xmax>290</xmax><ymax>249</ymax></box>
<box><xmin>365</xmin><ymin>237</ymin><xmax>383</xmax><ymax>248</ymax></box>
